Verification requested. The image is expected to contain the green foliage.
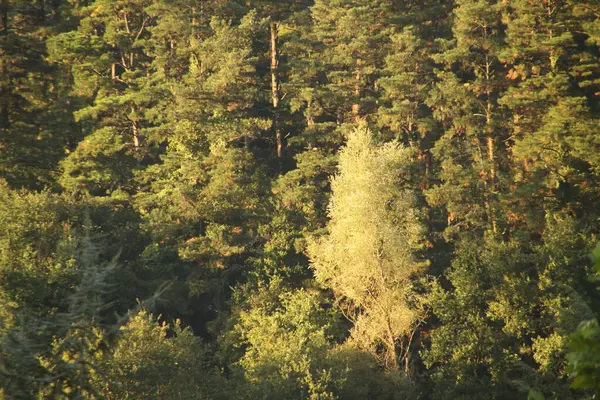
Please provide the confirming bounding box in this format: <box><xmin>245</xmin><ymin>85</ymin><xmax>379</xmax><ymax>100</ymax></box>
<box><xmin>568</xmin><ymin>319</ymin><xmax>600</xmax><ymax>395</ymax></box>
<box><xmin>309</xmin><ymin>125</ymin><xmax>427</xmax><ymax>370</ymax></box>
<box><xmin>0</xmin><ymin>0</ymin><xmax>74</xmax><ymax>189</ymax></box>
<box><xmin>0</xmin><ymin>231</ymin><xmax>116</xmax><ymax>398</ymax></box>
<box><xmin>225</xmin><ymin>278</ymin><xmax>417</xmax><ymax>399</ymax></box>
<box><xmin>0</xmin><ymin>182</ymin><xmax>77</xmax><ymax>313</ymax></box>
<box><xmin>98</xmin><ymin>310</ymin><xmax>222</xmax><ymax>399</ymax></box>
<box><xmin>3</xmin><ymin>0</ymin><xmax>600</xmax><ymax>398</ymax></box>
<box><xmin>425</xmin><ymin>213</ymin><xmax>594</xmax><ymax>399</ymax></box>
<box><xmin>233</xmin><ymin>279</ymin><xmax>339</xmax><ymax>398</ymax></box>
<box><xmin>565</xmin><ymin>242</ymin><xmax>600</xmax><ymax>397</ymax></box>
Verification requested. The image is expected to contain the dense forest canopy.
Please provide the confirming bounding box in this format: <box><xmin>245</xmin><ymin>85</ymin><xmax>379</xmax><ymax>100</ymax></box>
<box><xmin>1</xmin><ymin>0</ymin><xmax>600</xmax><ymax>398</ymax></box>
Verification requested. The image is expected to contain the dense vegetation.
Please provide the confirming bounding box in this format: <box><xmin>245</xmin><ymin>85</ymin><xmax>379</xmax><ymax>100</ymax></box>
<box><xmin>1</xmin><ymin>0</ymin><xmax>600</xmax><ymax>398</ymax></box>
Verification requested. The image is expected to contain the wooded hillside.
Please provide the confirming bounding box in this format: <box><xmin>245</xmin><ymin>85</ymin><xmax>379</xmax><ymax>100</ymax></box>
<box><xmin>1</xmin><ymin>0</ymin><xmax>600</xmax><ymax>398</ymax></box>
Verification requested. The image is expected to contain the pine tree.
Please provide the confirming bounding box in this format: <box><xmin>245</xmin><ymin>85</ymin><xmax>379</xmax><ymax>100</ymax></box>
<box><xmin>499</xmin><ymin>0</ymin><xmax>600</xmax><ymax>228</ymax></box>
<box><xmin>131</xmin><ymin>11</ymin><xmax>272</xmax><ymax>329</ymax></box>
<box><xmin>246</xmin><ymin>0</ymin><xmax>313</xmax><ymax>159</ymax></box>
<box><xmin>49</xmin><ymin>0</ymin><xmax>163</xmax><ymax>196</ymax></box>
<box><xmin>0</xmin><ymin>0</ymin><xmax>74</xmax><ymax>189</ymax></box>
<box><xmin>425</xmin><ymin>0</ymin><xmax>508</xmax><ymax>239</ymax></box>
<box><xmin>310</xmin><ymin>0</ymin><xmax>393</xmax><ymax>126</ymax></box>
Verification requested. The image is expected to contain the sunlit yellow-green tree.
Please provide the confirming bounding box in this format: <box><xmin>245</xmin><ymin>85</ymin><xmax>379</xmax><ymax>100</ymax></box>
<box><xmin>309</xmin><ymin>125</ymin><xmax>427</xmax><ymax>371</ymax></box>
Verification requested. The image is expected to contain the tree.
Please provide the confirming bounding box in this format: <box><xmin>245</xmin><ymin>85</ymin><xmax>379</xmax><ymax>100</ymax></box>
<box><xmin>0</xmin><ymin>231</ymin><xmax>116</xmax><ymax>398</ymax></box>
<box><xmin>310</xmin><ymin>0</ymin><xmax>393</xmax><ymax>125</ymax></box>
<box><xmin>0</xmin><ymin>0</ymin><xmax>74</xmax><ymax>189</ymax></box>
<box><xmin>424</xmin><ymin>213</ymin><xmax>596</xmax><ymax>399</ymax></box>
<box><xmin>232</xmin><ymin>278</ymin><xmax>339</xmax><ymax>399</ymax></box>
<box><xmin>246</xmin><ymin>0</ymin><xmax>313</xmax><ymax>159</ymax></box>
<box><xmin>97</xmin><ymin>310</ymin><xmax>223</xmax><ymax>399</ymax></box>
<box><xmin>224</xmin><ymin>277</ymin><xmax>416</xmax><ymax>399</ymax></box>
<box><xmin>49</xmin><ymin>0</ymin><xmax>167</xmax><ymax>197</ymax></box>
<box><xmin>499</xmin><ymin>0</ymin><xmax>600</xmax><ymax>229</ymax></box>
<box><xmin>425</xmin><ymin>0</ymin><xmax>508</xmax><ymax>239</ymax></box>
<box><xmin>309</xmin><ymin>125</ymin><xmax>427</xmax><ymax>371</ymax></box>
<box><xmin>566</xmin><ymin>242</ymin><xmax>600</xmax><ymax>397</ymax></box>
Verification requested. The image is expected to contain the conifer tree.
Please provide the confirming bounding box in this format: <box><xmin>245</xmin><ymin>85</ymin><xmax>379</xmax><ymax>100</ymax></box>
<box><xmin>425</xmin><ymin>0</ymin><xmax>508</xmax><ymax>238</ymax></box>
<box><xmin>131</xmin><ymin>12</ymin><xmax>272</xmax><ymax>328</ymax></box>
<box><xmin>49</xmin><ymin>0</ymin><xmax>162</xmax><ymax>196</ymax></box>
<box><xmin>310</xmin><ymin>0</ymin><xmax>393</xmax><ymax>126</ymax></box>
<box><xmin>247</xmin><ymin>0</ymin><xmax>312</xmax><ymax>159</ymax></box>
<box><xmin>499</xmin><ymin>0</ymin><xmax>600</xmax><ymax>227</ymax></box>
<box><xmin>0</xmin><ymin>0</ymin><xmax>74</xmax><ymax>188</ymax></box>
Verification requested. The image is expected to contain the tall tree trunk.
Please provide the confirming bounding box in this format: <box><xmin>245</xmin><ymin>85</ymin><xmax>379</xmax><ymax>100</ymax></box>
<box><xmin>352</xmin><ymin>58</ymin><xmax>362</xmax><ymax>122</ymax></box>
<box><xmin>484</xmin><ymin>55</ymin><xmax>497</xmax><ymax>234</ymax></box>
<box><xmin>487</xmin><ymin>134</ymin><xmax>495</xmax><ymax>184</ymax></box>
<box><xmin>476</xmin><ymin>137</ymin><xmax>495</xmax><ymax>233</ymax></box>
<box><xmin>385</xmin><ymin>316</ymin><xmax>399</xmax><ymax>371</ymax></box>
<box><xmin>270</xmin><ymin>21</ymin><xmax>284</xmax><ymax>158</ymax></box>
<box><xmin>486</xmin><ymin>135</ymin><xmax>497</xmax><ymax>234</ymax></box>
<box><xmin>132</xmin><ymin>122</ymin><xmax>140</xmax><ymax>150</ymax></box>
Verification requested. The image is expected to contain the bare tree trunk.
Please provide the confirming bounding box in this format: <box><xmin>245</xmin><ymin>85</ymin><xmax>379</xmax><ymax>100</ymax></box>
<box><xmin>486</xmin><ymin>135</ymin><xmax>497</xmax><ymax>234</ymax></box>
<box><xmin>352</xmin><ymin>58</ymin><xmax>362</xmax><ymax>122</ymax></box>
<box><xmin>484</xmin><ymin>55</ymin><xmax>497</xmax><ymax>234</ymax></box>
<box><xmin>306</xmin><ymin>100</ymin><xmax>314</xmax><ymax>127</ymax></box>
<box><xmin>476</xmin><ymin>137</ymin><xmax>495</xmax><ymax>233</ymax></box>
<box><xmin>385</xmin><ymin>317</ymin><xmax>399</xmax><ymax>371</ymax></box>
<box><xmin>270</xmin><ymin>21</ymin><xmax>285</xmax><ymax>158</ymax></box>
<box><xmin>132</xmin><ymin>122</ymin><xmax>140</xmax><ymax>150</ymax></box>
<box><xmin>487</xmin><ymin>136</ymin><xmax>495</xmax><ymax>182</ymax></box>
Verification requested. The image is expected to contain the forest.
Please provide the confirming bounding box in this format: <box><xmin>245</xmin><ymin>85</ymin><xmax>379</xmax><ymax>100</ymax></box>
<box><xmin>1</xmin><ymin>0</ymin><xmax>600</xmax><ymax>398</ymax></box>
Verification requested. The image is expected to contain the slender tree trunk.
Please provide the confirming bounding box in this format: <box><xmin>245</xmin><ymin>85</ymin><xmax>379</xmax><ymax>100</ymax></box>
<box><xmin>487</xmin><ymin>136</ymin><xmax>495</xmax><ymax>183</ymax></box>
<box><xmin>132</xmin><ymin>122</ymin><xmax>140</xmax><ymax>150</ymax></box>
<box><xmin>476</xmin><ymin>137</ymin><xmax>495</xmax><ymax>233</ymax></box>
<box><xmin>352</xmin><ymin>58</ymin><xmax>362</xmax><ymax>122</ymax></box>
<box><xmin>305</xmin><ymin>100</ymin><xmax>315</xmax><ymax>127</ymax></box>
<box><xmin>486</xmin><ymin>136</ymin><xmax>497</xmax><ymax>234</ymax></box>
<box><xmin>123</xmin><ymin>13</ymin><xmax>130</xmax><ymax>34</ymax></box>
<box><xmin>484</xmin><ymin>55</ymin><xmax>497</xmax><ymax>234</ymax></box>
<box><xmin>111</xmin><ymin>63</ymin><xmax>117</xmax><ymax>80</ymax></box>
<box><xmin>385</xmin><ymin>316</ymin><xmax>399</xmax><ymax>371</ymax></box>
<box><xmin>270</xmin><ymin>21</ymin><xmax>285</xmax><ymax>158</ymax></box>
